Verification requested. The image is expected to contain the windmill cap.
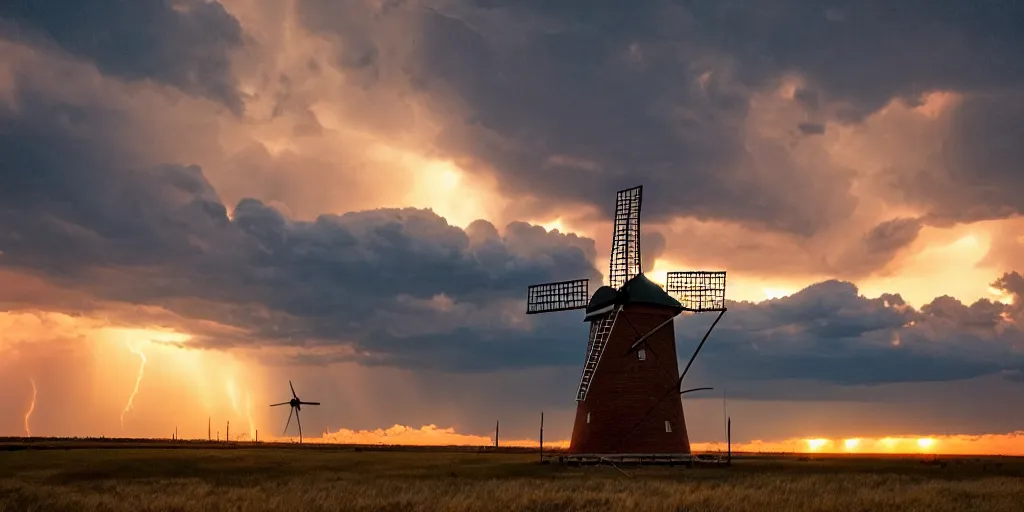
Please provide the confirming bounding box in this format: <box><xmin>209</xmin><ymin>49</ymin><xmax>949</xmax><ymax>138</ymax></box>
<box><xmin>584</xmin><ymin>273</ymin><xmax>682</xmax><ymax>319</ymax></box>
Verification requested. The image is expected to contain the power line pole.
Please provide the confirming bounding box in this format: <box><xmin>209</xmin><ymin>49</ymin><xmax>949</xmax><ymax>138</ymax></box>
<box><xmin>727</xmin><ymin>416</ymin><xmax>732</xmax><ymax>467</ymax></box>
<box><xmin>539</xmin><ymin>412</ymin><xmax>544</xmax><ymax>462</ymax></box>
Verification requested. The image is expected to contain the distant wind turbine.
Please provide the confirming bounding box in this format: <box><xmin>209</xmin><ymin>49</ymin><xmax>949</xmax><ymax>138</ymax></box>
<box><xmin>270</xmin><ymin>380</ymin><xmax>320</xmax><ymax>443</ymax></box>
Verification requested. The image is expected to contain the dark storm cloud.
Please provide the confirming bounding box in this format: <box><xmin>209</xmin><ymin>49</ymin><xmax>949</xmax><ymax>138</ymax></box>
<box><xmin>894</xmin><ymin>94</ymin><xmax>1024</xmax><ymax>226</ymax></box>
<box><xmin>3</xmin><ymin>82</ymin><xmax>1023</xmax><ymax>382</ymax></box>
<box><xmin>292</xmin><ymin>0</ymin><xmax>1024</xmax><ymax>241</ymax></box>
<box><xmin>286</xmin><ymin>0</ymin><xmax>842</xmax><ymax>238</ymax></box>
<box><xmin>675</xmin><ymin>1</ymin><xmax>1024</xmax><ymax>226</ymax></box>
<box><xmin>683</xmin><ymin>0</ymin><xmax>1024</xmax><ymax>114</ymax></box>
<box><xmin>0</xmin><ymin>0</ymin><xmax>244</xmax><ymax>113</ymax></box>
<box><xmin>3</xmin><ymin>0</ymin><xmax>1024</xmax><ymax>388</ymax></box>
<box><xmin>0</xmin><ymin>84</ymin><xmax>600</xmax><ymax>372</ymax></box>
<box><xmin>681</xmin><ymin>274</ymin><xmax>1024</xmax><ymax>387</ymax></box>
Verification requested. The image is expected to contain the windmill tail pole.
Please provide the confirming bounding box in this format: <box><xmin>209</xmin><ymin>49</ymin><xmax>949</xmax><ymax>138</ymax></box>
<box><xmin>677</xmin><ymin>309</ymin><xmax>726</xmax><ymax>386</ymax></box>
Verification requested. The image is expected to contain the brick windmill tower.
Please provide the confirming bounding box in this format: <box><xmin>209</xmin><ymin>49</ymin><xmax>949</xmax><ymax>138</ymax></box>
<box><xmin>525</xmin><ymin>185</ymin><xmax>727</xmax><ymax>460</ymax></box>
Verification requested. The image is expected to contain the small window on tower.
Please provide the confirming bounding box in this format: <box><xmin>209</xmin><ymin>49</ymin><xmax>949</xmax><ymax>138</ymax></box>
<box><xmin>665</xmin><ymin>420</ymin><xmax>672</xmax><ymax>433</ymax></box>
<box><xmin>586</xmin><ymin>412</ymin><xmax>591</xmax><ymax>424</ymax></box>
<box><xmin>637</xmin><ymin>348</ymin><xmax>647</xmax><ymax>361</ymax></box>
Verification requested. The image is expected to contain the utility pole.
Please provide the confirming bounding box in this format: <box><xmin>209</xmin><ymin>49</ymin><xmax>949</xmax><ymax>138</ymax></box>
<box><xmin>208</xmin><ymin>417</ymin><xmax>211</xmax><ymax>441</ymax></box>
<box><xmin>723</xmin><ymin>388</ymin><xmax>727</xmax><ymax>444</ymax></box>
<box><xmin>495</xmin><ymin>419</ymin><xmax>499</xmax><ymax>448</ymax></box>
<box><xmin>539</xmin><ymin>412</ymin><xmax>544</xmax><ymax>462</ymax></box>
<box><xmin>227</xmin><ymin>421</ymin><xmax>230</xmax><ymax>443</ymax></box>
<box><xmin>255</xmin><ymin>430</ymin><xmax>258</xmax><ymax>443</ymax></box>
<box><xmin>727</xmin><ymin>416</ymin><xmax>732</xmax><ymax>467</ymax></box>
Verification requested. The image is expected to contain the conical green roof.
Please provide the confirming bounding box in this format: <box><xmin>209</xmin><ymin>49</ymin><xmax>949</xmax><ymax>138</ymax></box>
<box><xmin>620</xmin><ymin>273</ymin><xmax>682</xmax><ymax>309</ymax></box>
<box><xmin>585</xmin><ymin>273</ymin><xmax>681</xmax><ymax>319</ymax></box>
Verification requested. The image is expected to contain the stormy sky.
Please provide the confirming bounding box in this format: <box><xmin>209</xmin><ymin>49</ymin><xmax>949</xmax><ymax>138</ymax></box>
<box><xmin>1</xmin><ymin>0</ymin><xmax>1023</xmax><ymax>450</ymax></box>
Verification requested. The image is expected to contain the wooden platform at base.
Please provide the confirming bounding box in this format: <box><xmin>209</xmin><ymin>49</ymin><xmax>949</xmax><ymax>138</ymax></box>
<box><xmin>552</xmin><ymin>453</ymin><xmax>731</xmax><ymax>467</ymax></box>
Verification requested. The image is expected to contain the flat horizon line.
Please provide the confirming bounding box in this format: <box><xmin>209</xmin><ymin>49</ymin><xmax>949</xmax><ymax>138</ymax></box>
<box><xmin>2</xmin><ymin>436</ymin><xmax>1020</xmax><ymax>459</ymax></box>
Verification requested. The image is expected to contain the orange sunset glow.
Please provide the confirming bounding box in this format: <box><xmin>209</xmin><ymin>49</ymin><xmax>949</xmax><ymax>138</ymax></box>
<box><xmin>2</xmin><ymin>0</ymin><xmax>1024</xmax><ymax>460</ymax></box>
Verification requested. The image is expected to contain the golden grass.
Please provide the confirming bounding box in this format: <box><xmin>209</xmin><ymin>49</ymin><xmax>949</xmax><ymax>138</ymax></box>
<box><xmin>1</xmin><ymin>442</ymin><xmax>1022</xmax><ymax>511</ymax></box>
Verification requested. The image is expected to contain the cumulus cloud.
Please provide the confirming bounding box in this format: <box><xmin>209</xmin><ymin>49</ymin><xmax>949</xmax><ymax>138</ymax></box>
<box><xmin>0</xmin><ymin>77</ymin><xmax>600</xmax><ymax>372</ymax></box>
<box><xmin>683</xmin><ymin>273</ymin><xmax>1024</xmax><ymax>388</ymax></box>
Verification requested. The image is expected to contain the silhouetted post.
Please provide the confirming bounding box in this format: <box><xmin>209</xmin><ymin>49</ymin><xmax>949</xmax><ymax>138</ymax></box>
<box><xmin>255</xmin><ymin>430</ymin><xmax>258</xmax><ymax>443</ymax></box>
<box><xmin>495</xmin><ymin>420</ymin><xmax>499</xmax><ymax>448</ymax></box>
<box><xmin>217</xmin><ymin>430</ymin><xmax>220</xmax><ymax>441</ymax></box>
<box><xmin>208</xmin><ymin>417</ymin><xmax>211</xmax><ymax>441</ymax></box>
<box><xmin>227</xmin><ymin>421</ymin><xmax>230</xmax><ymax>443</ymax></box>
<box><xmin>727</xmin><ymin>416</ymin><xmax>732</xmax><ymax>467</ymax></box>
<box><xmin>539</xmin><ymin>412</ymin><xmax>544</xmax><ymax>462</ymax></box>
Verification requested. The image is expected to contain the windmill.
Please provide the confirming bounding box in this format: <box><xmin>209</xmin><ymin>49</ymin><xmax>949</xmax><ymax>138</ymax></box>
<box><xmin>525</xmin><ymin>185</ymin><xmax>727</xmax><ymax>459</ymax></box>
<box><xmin>270</xmin><ymin>380</ymin><xmax>320</xmax><ymax>444</ymax></box>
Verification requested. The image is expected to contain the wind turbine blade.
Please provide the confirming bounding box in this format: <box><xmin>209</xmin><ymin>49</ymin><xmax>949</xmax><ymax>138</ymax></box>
<box><xmin>283</xmin><ymin>407</ymin><xmax>294</xmax><ymax>436</ymax></box>
<box><xmin>296</xmin><ymin>409</ymin><xmax>302</xmax><ymax>443</ymax></box>
<box><xmin>299</xmin><ymin>401</ymin><xmax>320</xmax><ymax>405</ymax></box>
<box><xmin>269</xmin><ymin>402</ymin><xmax>290</xmax><ymax>407</ymax></box>
<box><xmin>289</xmin><ymin>380</ymin><xmax>298</xmax><ymax>399</ymax></box>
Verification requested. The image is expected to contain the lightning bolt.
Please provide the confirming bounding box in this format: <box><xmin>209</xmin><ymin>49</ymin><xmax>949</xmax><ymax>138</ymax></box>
<box><xmin>120</xmin><ymin>343</ymin><xmax>147</xmax><ymax>431</ymax></box>
<box><xmin>24</xmin><ymin>378</ymin><xmax>37</xmax><ymax>437</ymax></box>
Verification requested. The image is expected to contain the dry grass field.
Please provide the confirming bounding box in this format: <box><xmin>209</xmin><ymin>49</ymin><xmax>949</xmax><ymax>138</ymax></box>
<box><xmin>2</xmin><ymin>439</ymin><xmax>1022</xmax><ymax>511</ymax></box>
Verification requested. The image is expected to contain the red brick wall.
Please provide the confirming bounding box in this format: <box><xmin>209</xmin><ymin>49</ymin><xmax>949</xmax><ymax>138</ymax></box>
<box><xmin>569</xmin><ymin>303</ymin><xmax>692</xmax><ymax>455</ymax></box>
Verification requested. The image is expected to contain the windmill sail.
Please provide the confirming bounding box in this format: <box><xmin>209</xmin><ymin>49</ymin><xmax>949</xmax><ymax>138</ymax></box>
<box><xmin>526</xmin><ymin>279</ymin><xmax>590</xmax><ymax>314</ymax></box>
<box><xmin>609</xmin><ymin>186</ymin><xmax>642</xmax><ymax>290</ymax></box>
<box><xmin>665</xmin><ymin>271</ymin><xmax>727</xmax><ymax>312</ymax></box>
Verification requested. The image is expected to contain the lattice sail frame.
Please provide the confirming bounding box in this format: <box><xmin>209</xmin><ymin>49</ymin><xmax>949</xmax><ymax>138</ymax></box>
<box><xmin>608</xmin><ymin>186</ymin><xmax>642</xmax><ymax>290</ymax></box>
<box><xmin>665</xmin><ymin>271</ymin><xmax>727</xmax><ymax>312</ymax></box>
<box><xmin>526</xmin><ymin>279</ymin><xmax>590</xmax><ymax>314</ymax></box>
